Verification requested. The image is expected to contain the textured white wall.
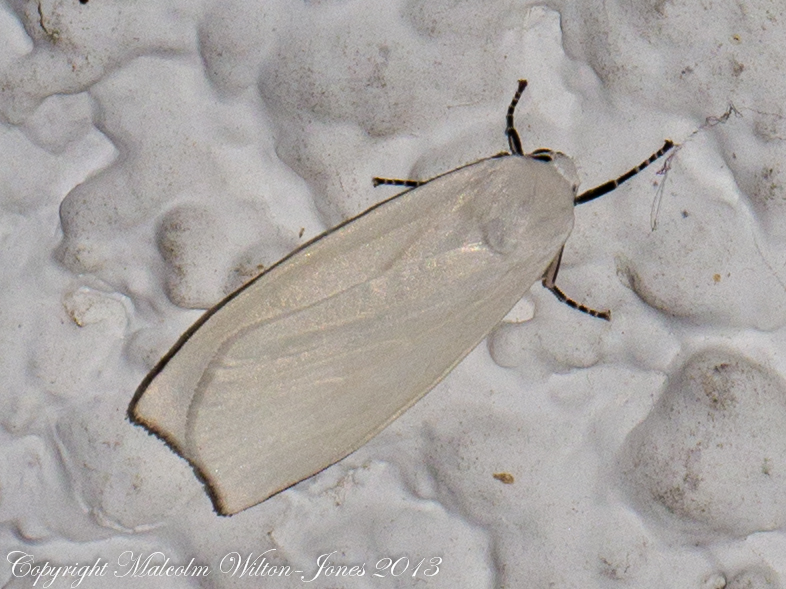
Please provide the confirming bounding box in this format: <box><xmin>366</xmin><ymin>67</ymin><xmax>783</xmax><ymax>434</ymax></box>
<box><xmin>1</xmin><ymin>0</ymin><xmax>785</xmax><ymax>587</ymax></box>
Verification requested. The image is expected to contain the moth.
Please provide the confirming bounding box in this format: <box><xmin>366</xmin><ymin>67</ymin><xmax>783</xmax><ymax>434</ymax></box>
<box><xmin>129</xmin><ymin>80</ymin><xmax>673</xmax><ymax>515</ymax></box>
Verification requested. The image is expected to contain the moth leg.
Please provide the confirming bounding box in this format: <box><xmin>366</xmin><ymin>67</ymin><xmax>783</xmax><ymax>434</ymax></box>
<box><xmin>506</xmin><ymin>79</ymin><xmax>528</xmax><ymax>156</ymax></box>
<box><xmin>373</xmin><ymin>80</ymin><xmax>530</xmax><ymax>188</ymax></box>
<box><xmin>372</xmin><ymin>177</ymin><xmax>424</xmax><ymax>188</ymax></box>
<box><xmin>542</xmin><ymin>248</ymin><xmax>611</xmax><ymax>321</ymax></box>
<box><xmin>575</xmin><ymin>140</ymin><xmax>675</xmax><ymax>205</ymax></box>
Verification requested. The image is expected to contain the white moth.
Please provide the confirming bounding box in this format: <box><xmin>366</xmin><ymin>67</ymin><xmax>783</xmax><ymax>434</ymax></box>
<box><xmin>130</xmin><ymin>81</ymin><xmax>673</xmax><ymax>515</ymax></box>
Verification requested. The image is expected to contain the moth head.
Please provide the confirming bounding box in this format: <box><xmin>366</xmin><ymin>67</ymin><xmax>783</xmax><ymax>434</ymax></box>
<box><xmin>529</xmin><ymin>148</ymin><xmax>580</xmax><ymax>194</ymax></box>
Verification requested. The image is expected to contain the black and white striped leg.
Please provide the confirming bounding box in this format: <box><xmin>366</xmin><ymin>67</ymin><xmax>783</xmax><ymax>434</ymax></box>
<box><xmin>374</xmin><ymin>79</ymin><xmax>531</xmax><ymax>188</ymax></box>
<box><xmin>505</xmin><ymin>79</ymin><xmax>528</xmax><ymax>156</ymax></box>
<box><xmin>372</xmin><ymin>177</ymin><xmax>424</xmax><ymax>188</ymax></box>
<box><xmin>542</xmin><ymin>248</ymin><xmax>611</xmax><ymax>321</ymax></box>
<box><xmin>575</xmin><ymin>140</ymin><xmax>675</xmax><ymax>205</ymax></box>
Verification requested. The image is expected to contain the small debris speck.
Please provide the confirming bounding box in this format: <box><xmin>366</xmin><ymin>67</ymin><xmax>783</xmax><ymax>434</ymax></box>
<box><xmin>493</xmin><ymin>472</ymin><xmax>515</xmax><ymax>484</ymax></box>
